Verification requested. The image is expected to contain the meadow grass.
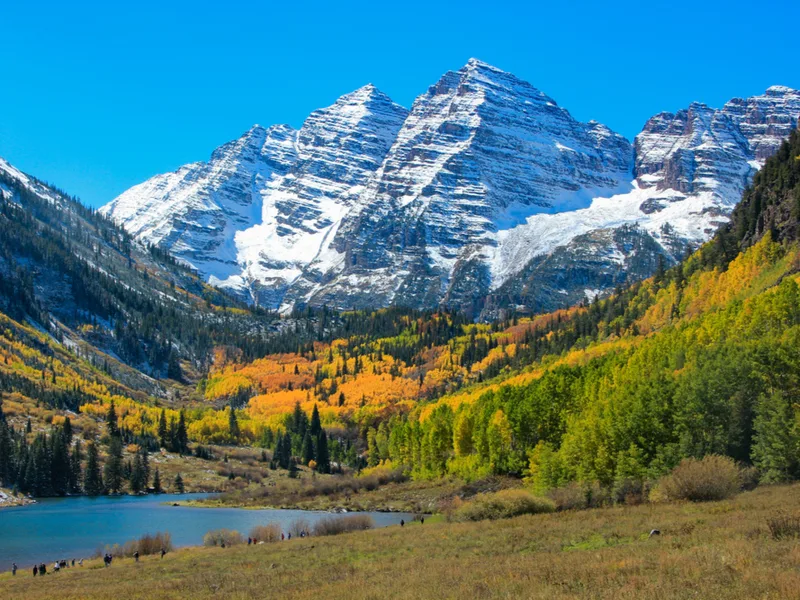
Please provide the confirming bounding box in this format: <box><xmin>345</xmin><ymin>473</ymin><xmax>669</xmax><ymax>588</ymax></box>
<box><xmin>1</xmin><ymin>483</ymin><xmax>800</xmax><ymax>599</ymax></box>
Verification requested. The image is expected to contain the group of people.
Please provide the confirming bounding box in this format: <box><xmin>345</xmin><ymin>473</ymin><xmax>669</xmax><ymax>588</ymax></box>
<box><xmin>29</xmin><ymin>558</ymin><xmax>82</xmax><ymax>576</ymax></box>
<box><xmin>12</xmin><ymin>547</ymin><xmax>167</xmax><ymax>577</ymax></box>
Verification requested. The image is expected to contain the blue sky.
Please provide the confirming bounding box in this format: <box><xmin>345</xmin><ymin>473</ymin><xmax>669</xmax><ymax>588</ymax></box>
<box><xmin>1</xmin><ymin>0</ymin><xmax>798</xmax><ymax>207</ymax></box>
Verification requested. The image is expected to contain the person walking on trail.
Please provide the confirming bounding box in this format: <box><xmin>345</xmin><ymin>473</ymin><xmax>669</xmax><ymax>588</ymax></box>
<box><xmin>400</xmin><ymin>519</ymin><xmax>405</xmax><ymax>527</ymax></box>
<box><xmin>40</xmin><ymin>563</ymin><xmax>46</xmax><ymax>575</ymax></box>
<box><xmin>78</xmin><ymin>559</ymin><xmax>84</xmax><ymax>567</ymax></box>
<box><xmin>421</xmin><ymin>517</ymin><xmax>425</xmax><ymax>525</ymax></box>
<box><xmin>32</xmin><ymin>564</ymin><xmax>38</xmax><ymax>577</ymax></box>
<box><xmin>53</xmin><ymin>561</ymin><xmax>60</xmax><ymax>573</ymax></box>
<box><xmin>134</xmin><ymin>551</ymin><xmax>139</xmax><ymax>563</ymax></box>
<box><xmin>11</xmin><ymin>563</ymin><xmax>16</xmax><ymax>576</ymax></box>
<box><xmin>160</xmin><ymin>548</ymin><xmax>166</xmax><ymax>559</ymax></box>
<box><xmin>281</xmin><ymin>533</ymin><xmax>285</xmax><ymax>541</ymax></box>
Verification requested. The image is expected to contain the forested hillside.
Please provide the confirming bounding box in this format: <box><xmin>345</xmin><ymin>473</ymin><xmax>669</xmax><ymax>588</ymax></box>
<box><xmin>1</xmin><ymin>130</ymin><xmax>799</xmax><ymax>500</ymax></box>
<box><xmin>206</xmin><ymin>129</ymin><xmax>800</xmax><ymax>491</ymax></box>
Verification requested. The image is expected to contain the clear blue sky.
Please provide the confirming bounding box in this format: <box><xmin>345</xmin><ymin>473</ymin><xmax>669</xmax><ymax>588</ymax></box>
<box><xmin>1</xmin><ymin>0</ymin><xmax>797</xmax><ymax>207</ymax></box>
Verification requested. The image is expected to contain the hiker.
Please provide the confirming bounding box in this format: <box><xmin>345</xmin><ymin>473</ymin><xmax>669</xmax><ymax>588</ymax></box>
<box><xmin>221</xmin><ymin>541</ymin><xmax>226</xmax><ymax>549</ymax></box>
<box><xmin>248</xmin><ymin>537</ymin><xmax>252</xmax><ymax>545</ymax></box>
<box><xmin>53</xmin><ymin>561</ymin><xmax>60</xmax><ymax>573</ymax></box>
<box><xmin>421</xmin><ymin>517</ymin><xmax>425</xmax><ymax>525</ymax></box>
<box><xmin>281</xmin><ymin>533</ymin><xmax>285</xmax><ymax>541</ymax></box>
<box><xmin>11</xmin><ymin>563</ymin><xmax>16</xmax><ymax>576</ymax></box>
<box><xmin>33</xmin><ymin>564</ymin><xmax>38</xmax><ymax>577</ymax></box>
<box><xmin>71</xmin><ymin>559</ymin><xmax>75</xmax><ymax>567</ymax></box>
<box><xmin>400</xmin><ymin>519</ymin><xmax>405</xmax><ymax>527</ymax></box>
<box><xmin>78</xmin><ymin>559</ymin><xmax>84</xmax><ymax>567</ymax></box>
<box><xmin>160</xmin><ymin>548</ymin><xmax>166</xmax><ymax>559</ymax></box>
<box><xmin>287</xmin><ymin>533</ymin><xmax>291</xmax><ymax>540</ymax></box>
<box><xmin>40</xmin><ymin>563</ymin><xmax>46</xmax><ymax>575</ymax></box>
<box><xmin>133</xmin><ymin>551</ymin><xmax>139</xmax><ymax>563</ymax></box>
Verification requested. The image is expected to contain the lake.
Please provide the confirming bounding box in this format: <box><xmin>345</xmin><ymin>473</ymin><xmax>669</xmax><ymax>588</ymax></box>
<box><xmin>0</xmin><ymin>494</ymin><xmax>413</xmax><ymax>570</ymax></box>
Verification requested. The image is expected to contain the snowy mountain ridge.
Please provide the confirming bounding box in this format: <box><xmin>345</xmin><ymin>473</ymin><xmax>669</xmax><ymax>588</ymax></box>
<box><xmin>101</xmin><ymin>61</ymin><xmax>800</xmax><ymax>315</ymax></box>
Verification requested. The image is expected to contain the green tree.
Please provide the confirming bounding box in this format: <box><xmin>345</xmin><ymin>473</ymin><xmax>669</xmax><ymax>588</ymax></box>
<box><xmin>106</xmin><ymin>400</ymin><xmax>119</xmax><ymax>438</ymax></box>
<box><xmin>152</xmin><ymin>467</ymin><xmax>162</xmax><ymax>494</ymax></box>
<box><xmin>301</xmin><ymin>431</ymin><xmax>315</xmax><ymax>466</ymax></box>
<box><xmin>84</xmin><ymin>442</ymin><xmax>104</xmax><ymax>496</ymax></box>
<box><xmin>310</xmin><ymin>404</ymin><xmax>321</xmax><ymax>437</ymax></box>
<box><xmin>316</xmin><ymin>430</ymin><xmax>330</xmax><ymax>474</ymax></box>
<box><xmin>158</xmin><ymin>409</ymin><xmax>168</xmax><ymax>448</ymax></box>
<box><xmin>103</xmin><ymin>436</ymin><xmax>124</xmax><ymax>494</ymax></box>
<box><xmin>752</xmin><ymin>391</ymin><xmax>800</xmax><ymax>483</ymax></box>
<box><xmin>228</xmin><ymin>406</ymin><xmax>240</xmax><ymax>443</ymax></box>
<box><xmin>173</xmin><ymin>473</ymin><xmax>185</xmax><ymax>493</ymax></box>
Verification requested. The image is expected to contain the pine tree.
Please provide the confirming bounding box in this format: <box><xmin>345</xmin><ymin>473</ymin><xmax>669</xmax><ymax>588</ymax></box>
<box><xmin>69</xmin><ymin>440</ymin><xmax>83</xmax><ymax>493</ymax></box>
<box><xmin>291</xmin><ymin>401</ymin><xmax>307</xmax><ymax>437</ymax></box>
<box><xmin>176</xmin><ymin>410</ymin><xmax>189</xmax><ymax>455</ymax></box>
<box><xmin>152</xmin><ymin>467</ymin><xmax>162</xmax><ymax>493</ymax></box>
<box><xmin>0</xmin><ymin>420</ymin><xmax>11</xmax><ymax>486</ymax></box>
<box><xmin>173</xmin><ymin>473</ymin><xmax>185</xmax><ymax>494</ymax></box>
<box><xmin>301</xmin><ymin>431</ymin><xmax>315</xmax><ymax>466</ymax></box>
<box><xmin>167</xmin><ymin>352</ymin><xmax>182</xmax><ymax>381</ymax></box>
<box><xmin>228</xmin><ymin>406</ymin><xmax>239</xmax><ymax>443</ymax></box>
<box><xmin>84</xmin><ymin>442</ymin><xmax>104</xmax><ymax>496</ymax></box>
<box><xmin>130</xmin><ymin>452</ymin><xmax>145</xmax><ymax>494</ymax></box>
<box><xmin>316</xmin><ymin>430</ymin><xmax>330</xmax><ymax>474</ymax></box>
<box><xmin>157</xmin><ymin>409</ymin><xmax>168</xmax><ymax>448</ymax></box>
<box><xmin>140</xmin><ymin>445</ymin><xmax>150</xmax><ymax>487</ymax></box>
<box><xmin>103</xmin><ymin>436</ymin><xmax>124</xmax><ymax>494</ymax></box>
<box><xmin>106</xmin><ymin>400</ymin><xmax>119</xmax><ymax>438</ymax></box>
<box><xmin>310</xmin><ymin>404</ymin><xmax>321</xmax><ymax>437</ymax></box>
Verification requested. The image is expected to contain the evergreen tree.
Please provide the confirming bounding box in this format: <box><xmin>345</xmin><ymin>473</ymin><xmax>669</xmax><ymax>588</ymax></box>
<box><xmin>316</xmin><ymin>430</ymin><xmax>330</xmax><ymax>474</ymax></box>
<box><xmin>106</xmin><ymin>400</ymin><xmax>119</xmax><ymax>438</ymax></box>
<box><xmin>291</xmin><ymin>401</ymin><xmax>308</xmax><ymax>437</ymax></box>
<box><xmin>173</xmin><ymin>473</ymin><xmax>185</xmax><ymax>493</ymax></box>
<box><xmin>69</xmin><ymin>440</ymin><xmax>83</xmax><ymax>493</ymax></box>
<box><xmin>310</xmin><ymin>404</ymin><xmax>321</xmax><ymax>437</ymax></box>
<box><xmin>103</xmin><ymin>436</ymin><xmax>124</xmax><ymax>494</ymax></box>
<box><xmin>152</xmin><ymin>467</ymin><xmax>162</xmax><ymax>493</ymax></box>
<box><xmin>167</xmin><ymin>351</ymin><xmax>182</xmax><ymax>381</ymax></box>
<box><xmin>228</xmin><ymin>406</ymin><xmax>239</xmax><ymax>443</ymax></box>
<box><xmin>301</xmin><ymin>431</ymin><xmax>315</xmax><ymax>466</ymax></box>
<box><xmin>176</xmin><ymin>410</ymin><xmax>189</xmax><ymax>455</ymax></box>
<box><xmin>140</xmin><ymin>445</ymin><xmax>150</xmax><ymax>486</ymax></box>
<box><xmin>84</xmin><ymin>442</ymin><xmax>104</xmax><ymax>496</ymax></box>
<box><xmin>129</xmin><ymin>452</ymin><xmax>145</xmax><ymax>494</ymax></box>
<box><xmin>0</xmin><ymin>419</ymin><xmax>11</xmax><ymax>486</ymax></box>
<box><xmin>157</xmin><ymin>409</ymin><xmax>168</xmax><ymax>448</ymax></box>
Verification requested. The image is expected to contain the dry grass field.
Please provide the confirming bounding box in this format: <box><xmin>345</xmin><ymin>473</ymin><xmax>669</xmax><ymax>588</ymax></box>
<box><xmin>2</xmin><ymin>483</ymin><xmax>799</xmax><ymax>599</ymax></box>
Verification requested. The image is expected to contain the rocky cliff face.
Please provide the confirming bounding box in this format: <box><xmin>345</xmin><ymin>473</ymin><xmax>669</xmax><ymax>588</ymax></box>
<box><xmin>102</xmin><ymin>61</ymin><xmax>800</xmax><ymax>316</ymax></box>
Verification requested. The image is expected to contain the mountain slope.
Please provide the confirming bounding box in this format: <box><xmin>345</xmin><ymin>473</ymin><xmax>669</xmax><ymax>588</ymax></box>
<box><xmin>102</xmin><ymin>86</ymin><xmax>408</xmax><ymax>307</ymax></box>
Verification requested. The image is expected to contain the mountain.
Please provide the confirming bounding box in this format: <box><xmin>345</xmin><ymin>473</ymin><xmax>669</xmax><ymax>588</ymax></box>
<box><xmin>103</xmin><ymin>62</ymin><xmax>800</xmax><ymax>315</ymax></box>
<box><xmin>103</xmin><ymin>86</ymin><xmax>408</xmax><ymax>307</ymax></box>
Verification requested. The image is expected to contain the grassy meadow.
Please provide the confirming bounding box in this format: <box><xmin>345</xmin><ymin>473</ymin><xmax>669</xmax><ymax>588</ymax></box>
<box><xmin>1</xmin><ymin>482</ymin><xmax>799</xmax><ymax>599</ymax></box>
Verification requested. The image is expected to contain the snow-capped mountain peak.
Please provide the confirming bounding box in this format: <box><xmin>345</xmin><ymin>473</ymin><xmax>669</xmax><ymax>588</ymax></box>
<box><xmin>102</xmin><ymin>64</ymin><xmax>800</xmax><ymax>316</ymax></box>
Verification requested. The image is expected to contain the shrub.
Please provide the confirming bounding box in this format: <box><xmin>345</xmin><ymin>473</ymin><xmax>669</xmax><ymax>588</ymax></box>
<box><xmin>766</xmin><ymin>512</ymin><xmax>800</xmax><ymax>540</ymax></box>
<box><xmin>312</xmin><ymin>514</ymin><xmax>374</xmax><ymax>536</ymax></box>
<box><xmin>738</xmin><ymin>466</ymin><xmax>760</xmax><ymax>491</ymax></box>
<box><xmin>249</xmin><ymin>523</ymin><xmax>281</xmax><ymax>543</ymax></box>
<box><xmin>288</xmin><ymin>519</ymin><xmax>311</xmax><ymax>537</ymax></box>
<box><xmin>100</xmin><ymin>532</ymin><xmax>173</xmax><ymax>558</ymax></box>
<box><xmin>203</xmin><ymin>528</ymin><xmax>245</xmax><ymax>547</ymax></box>
<box><xmin>546</xmin><ymin>482</ymin><xmax>587</xmax><ymax>511</ymax></box>
<box><xmin>451</xmin><ymin>489</ymin><xmax>555</xmax><ymax>522</ymax></box>
<box><xmin>657</xmin><ymin>455</ymin><xmax>741</xmax><ymax>502</ymax></box>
